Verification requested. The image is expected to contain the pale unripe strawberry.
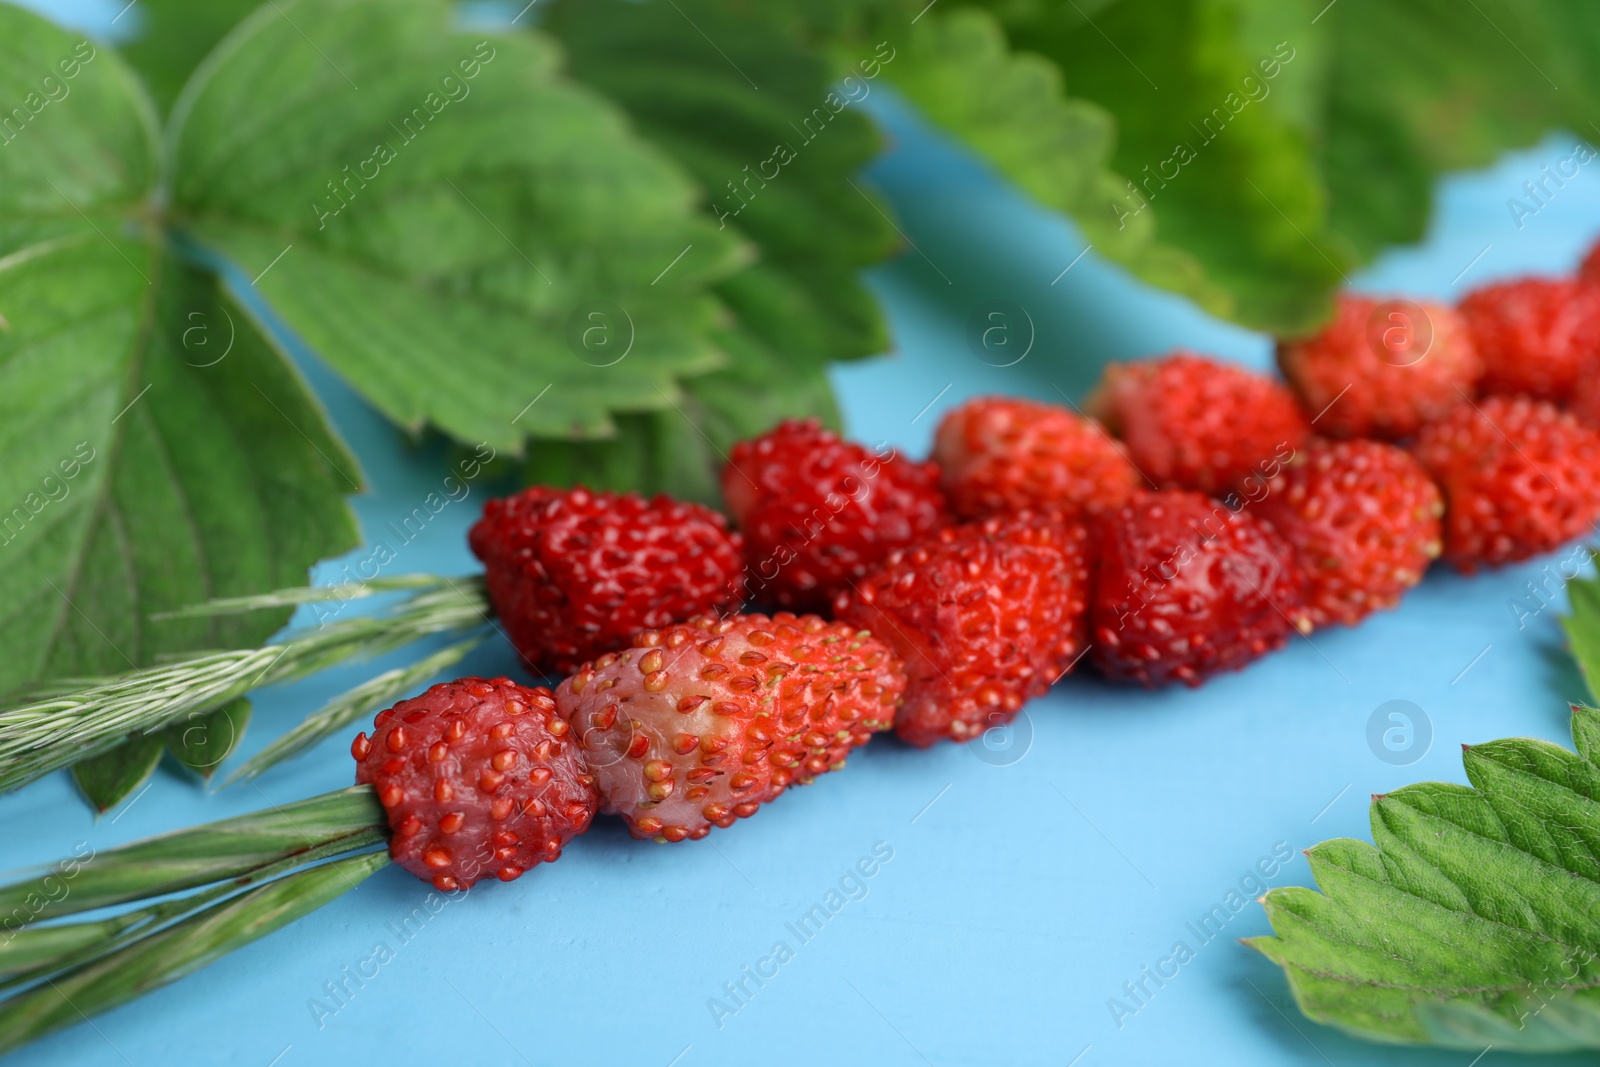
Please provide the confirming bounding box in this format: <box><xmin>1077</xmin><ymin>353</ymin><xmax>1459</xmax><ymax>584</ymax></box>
<box><xmin>555</xmin><ymin>613</ymin><xmax>905</xmax><ymax>842</ymax></box>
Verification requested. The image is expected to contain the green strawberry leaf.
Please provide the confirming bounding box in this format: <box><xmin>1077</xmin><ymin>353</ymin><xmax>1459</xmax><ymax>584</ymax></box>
<box><xmin>1575</xmin><ymin>702</ymin><xmax>1600</xmax><ymax>768</ymax></box>
<box><xmin>0</xmin><ymin>243</ymin><xmax>364</xmax><ymax>687</ymax></box>
<box><xmin>167</xmin><ymin>0</ymin><xmax>746</xmax><ymax>454</ymax></box>
<box><xmin>879</xmin><ymin>4</ymin><xmax>1233</xmax><ymax>320</ymax></box>
<box><xmin>681</xmin><ymin>330</ymin><xmax>842</xmax><ymax>448</ymax></box>
<box><xmin>0</xmin><ymin>4</ymin><xmax>361</xmax><ymax>801</ymax></box>
<box><xmin>963</xmin><ymin>0</ymin><xmax>1352</xmax><ymax>332</ymax></box>
<box><xmin>547</xmin><ymin>0</ymin><xmax>897</xmax><ymax>368</ymax></box>
<box><xmin>1563</xmin><ymin>566</ymin><xmax>1600</xmax><ymax>703</ymax></box>
<box><xmin>0</xmin><ymin>18</ymin><xmax>154</xmax><ymax>256</ymax></box>
<box><xmin>70</xmin><ymin>732</ymin><xmax>166</xmax><ymax>813</ymax></box>
<box><xmin>523</xmin><ymin>329</ymin><xmax>841</xmax><ymax>504</ymax></box>
<box><xmin>1315</xmin><ymin>0</ymin><xmax>1600</xmax><ymax>259</ymax></box>
<box><xmin>531</xmin><ymin>0</ymin><xmax>891</xmax><ymax>499</ymax></box>
<box><xmin>166</xmin><ymin>696</ymin><xmax>251</xmax><ymax>780</ymax></box>
<box><xmin>116</xmin><ymin>0</ymin><xmax>260</xmax><ymax>114</ymax></box>
<box><xmin>118</xmin><ymin>0</ymin><xmax>881</xmax><ymax>502</ymax></box>
<box><xmin>1249</xmin><ymin>706</ymin><xmax>1600</xmax><ymax>1051</ymax></box>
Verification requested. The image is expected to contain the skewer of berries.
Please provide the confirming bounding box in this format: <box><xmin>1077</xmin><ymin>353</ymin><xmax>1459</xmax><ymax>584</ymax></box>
<box><xmin>10</xmin><ymin>240</ymin><xmax>1600</xmax><ymax>1053</ymax></box>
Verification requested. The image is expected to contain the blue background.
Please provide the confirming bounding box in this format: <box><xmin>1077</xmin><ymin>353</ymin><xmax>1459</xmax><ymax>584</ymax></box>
<box><xmin>8</xmin><ymin>3</ymin><xmax>1600</xmax><ymax>1064</ymax></box>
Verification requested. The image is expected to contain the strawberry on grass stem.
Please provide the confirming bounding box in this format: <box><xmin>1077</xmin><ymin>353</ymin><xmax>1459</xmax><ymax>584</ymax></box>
<box><xmin>1410</xmin><ymin>395</ymin><xmax>1600</xmax><ymax>570</ymax></box>
<box><xmin>354</xmin><ymin>677</ymin><xmax>599</xmax><ymax>890</ymax></box>
<box><xmin>554</xmin><ymin>613</ymin><xmax>905</xmax><ymax>842</ymax></box>
<box><xmin>836</xmin><ymin>512</ymin><xmax>1091</xmax><ymax>747</ymax></box>
<box><xmin>1458</xmin><ymin>277</ymin><xmax>1600</xmax><ymax>403</ymax></box>
<box><xmin>932</xmin><ymin>395</ymin><xmax>1141</xmax><ymax>521</ymax></box>
<box><xmin>722</xmin><ymin>419</ymin><xmax>949</xmax><ymax>612</ymax></box>
<box><xmin>469</xmin><ymin>485</ymin><xmax>746</xmax><ymax>675</ymax></box>
<box><xmin>1253</xmin><ymin>440</ymin><xmax>1444</xmax><ymax>628</ymax></box>
<box><xmin>1276</xmin><ymin>293</ymin><xmax>1481</xmax><ymax>440</ymax></box>
<box><xmin>1088</xmin><ymin>352</ymin><xmax>1311</xmax><ymax>495</ymax></box>
<box><xmin>1089</xmin><ymin>490</ymin><xmax>1310</xmax><ymax>687</ymax></box>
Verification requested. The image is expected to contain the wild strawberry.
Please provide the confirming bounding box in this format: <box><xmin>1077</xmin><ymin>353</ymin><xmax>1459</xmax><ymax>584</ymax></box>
<box><xmin>353</xmin><ymin>677</ymin><xmax>598</xmax><ymax>891</ymax></box>
<box><xmin>1089</xmin><ymin>490</ymin><xmax>1309</xmax><ymax>687</ymax></box>
<box><xmin>835</xmin><ymin>513</ymin><xmax>1090</xmax><ymax>747</ymax></box>
<box><xmin>554</xmin><ymin>613</ymin><xmax>904</xmax><ymax>842</ymax></box>
<box><xmin>1253</xmin><ymin>440</ymin><xmax>1443</xmax><ymax>627</ymax></box>
<box><xmin>468</xmin><ymin>486</ymin><xmax>745</xmax><ymax>675</ymax></box>
<box><xmin>1409</xmin><ymin>396</ymin><xmax>1600</xmax><ymax>570</ymax></box>
<box><xmin>932</xmin><ymin>396</ymin><xmax>1141</xmax><ymax>520</ymax></box>
<box><xmin>1458</xmin><ymin>278</ymin><xmax>1600</xmax><ymax>403</ymax></box>
<box><xmin>1087</xmin><ymin>352</ymin><xmax>1310</xmax><ymax>494</ymax></box>
<box><xmin>1276</xmin><ymin>293</ymin><xmax>1481</xmax><ymax>439</ymax></box>
<box><xmin>722</xmin><ymin>419</ymin><xmax>948</xmax><ymax>611</ymax></box>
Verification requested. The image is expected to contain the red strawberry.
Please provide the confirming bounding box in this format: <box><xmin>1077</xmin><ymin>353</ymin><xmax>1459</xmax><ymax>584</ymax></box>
<box><xmin>1089</xmin><ymin>490</ymin><xmax>1309</xmax><ymax>687</ymax></box>
<box><xmin>553</xmin><ymin>613</ymin><xmax>904</xmax><ymax>842</ymax></box>
<box><xmin>353</xmin><ymin>677</ymin><xmax>598</xmax><ymax>891</ymax></box>
<box><xmin>1276</xmin><ymin>293</ymin><xmax>1481</xmax><ymax>439</ymax></box>
<box><xmin>1458</xmin><ymin>278</ymin><xmax>1600</xmax><ymax>403</ymax></box>
<box><xmin>1253</xmin><ymin>440</ymin><xmax>1443</xmax><ymax>627</ymax></box>
<box><xmin>722</xmin><ymin>419</ymin><xmax>948</xmax><ymax>612</ymax></box>
<box><xmin>1087</xmin><ymin>352</ymin><xmax>1309</xmax><ymax>494</ymax></box>
<box><xmin>1409</xmin><ymin>396</ymin><xmax>1600</xmax><ymax>570</ymax></box>
<box><xmin>835</xmin><ymin>513</ymin><xmax>1090</xmax><ymax>747</ymax></box>
<box><xmin>932</xmin><ymin>396</ymin><xmax>1141</xmax><ymax>520</ymax></box>
<box><xmin>468</xmin><ymin>486</ymin><xmax>745</xmax><ymax>675</ymax></box>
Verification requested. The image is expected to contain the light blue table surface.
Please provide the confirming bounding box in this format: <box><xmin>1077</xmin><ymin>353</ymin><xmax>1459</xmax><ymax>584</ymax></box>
<box><xmin>9</xmin><ymin>3</ymin><xmax>1600</xmax><ymax>1065</ymax></box>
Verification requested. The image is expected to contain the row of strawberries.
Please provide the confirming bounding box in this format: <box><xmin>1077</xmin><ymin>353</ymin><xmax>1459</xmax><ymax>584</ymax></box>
<box><xmin>354</xmin><ymin>266</ymin><xmax>1600</xmax><ymax>890</ymax></box>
